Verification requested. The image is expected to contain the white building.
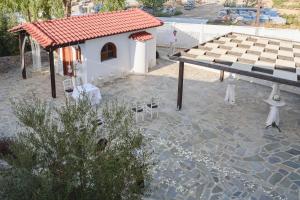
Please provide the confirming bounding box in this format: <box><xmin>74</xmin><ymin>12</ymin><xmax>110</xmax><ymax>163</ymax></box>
<box><xmin>10</xmin><ymin>9</ymin><xmax>163</xmax><ymax>97</ymax></box>
<box><xmin>55</xmin><ymin>28</ymin><xmax>158</xmax><ymax>83</ymax></box>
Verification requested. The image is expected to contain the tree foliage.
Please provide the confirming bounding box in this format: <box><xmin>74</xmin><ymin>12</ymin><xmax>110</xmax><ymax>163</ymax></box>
<box><xmin>62</xmin><ymin>0</ymin><xmax>72</xmax><ymax>17</ymax></box>
<box><xmin>223</xmin><ymin>0</ymin><xmax>237</xmax><ymax>7</ymax></box>
<box><xmin>0</xmin><ymin>0</ymin><xmax>68</xmax><ymax>57</ymax></box>
<box><xmin>0</xmin><ymin>10</ymin><xmax>19</xmax><ymax>56</ymax></box>
<box><xmin>138</xmin><ymin>0</ymin><xmax>164</xmax><ymax>12</ymax></box>
<box><xmin>2</xmin><ymin>0</ymin><xmax>50</xmax><ymax>22</ymax></box>
<box><xmin>244</xmin><ymin>0</ymin><xmax>257</xmax><ymax>7</ymax></box>
<box><xmin>94</xmin><ymin>0</ymin><xmax>126</xmax><ymax>12</ymax></box>
<box><xmin>0</xmin><ymin>96</ymin><xmax>150</xmax><ymax>200</ymax></box>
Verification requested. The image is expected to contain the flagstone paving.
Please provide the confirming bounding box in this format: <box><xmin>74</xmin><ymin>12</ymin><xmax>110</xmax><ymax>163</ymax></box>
<box><xmin>1</xmin><ymin>57</ymin><xmax>300</xmax><ymax>200</ymax></box>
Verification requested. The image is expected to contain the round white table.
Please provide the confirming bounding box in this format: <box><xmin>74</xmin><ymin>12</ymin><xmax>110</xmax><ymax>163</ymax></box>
<box><xmin>224</xmin><ymin>73</ymin><xmax>236</xmax><ymax>104</ymax></box>
<box><xmin>72</xmin><ymin>83</ymin><xmax>102</xmax><ymax>106</ymax></box>
<box><xmin>264</xmin><ymin>98</ymin><xmax>285</xmax><ymax>132</ymax></box>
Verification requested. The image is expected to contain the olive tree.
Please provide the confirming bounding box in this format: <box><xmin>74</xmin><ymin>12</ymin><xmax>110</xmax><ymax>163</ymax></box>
<box><xmin>0</xmin><ymin>96</ymin><xmax>150</xmax><ymax>200</ymax></box>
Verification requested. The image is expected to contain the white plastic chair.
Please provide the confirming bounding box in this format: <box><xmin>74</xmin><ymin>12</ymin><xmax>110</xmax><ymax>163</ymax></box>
<box><xmin>145</xmin><ymin>97</ymin><xmax>159</xmax><ymax>119</ymax></box>
<box><xmin>131</xmin><ymin>101</ymin><xmax>144</xmax><ymax>122</ymax></box>
<box><xmin>63</xmin><ymin>79</ymin><xmax>73</xmax><ymax>101</ymax></box>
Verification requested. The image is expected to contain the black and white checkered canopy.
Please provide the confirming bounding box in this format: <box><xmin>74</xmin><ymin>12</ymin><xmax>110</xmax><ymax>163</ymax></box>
<box><xmin>179</xmin><ymin>32</ymin><xmax>300</xmax><ymax>83</ymax></box>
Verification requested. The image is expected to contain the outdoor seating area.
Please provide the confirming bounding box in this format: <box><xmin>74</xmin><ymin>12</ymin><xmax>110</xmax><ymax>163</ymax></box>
<box><xmin>131</xmin><ymin>97</ymin><xmax>160</xmax><ymax>122</ymax></box>
<box><xmin>2</xmin><ymin>1</ymin><xmax>300</xmax><ymax>198</ymax></box>
<box><xmin>63</xmin><ymin>75</ymin><xmax>159</xmax><ymax>122</ymax></box>
<box><xmin>63</xmin><ymin>77</ymin><xmax>102</xmax><ymax>105</ymax></box>
<box><xmin>171</xmin><ymin>32</ymin><xmax>300</xmax><ymax>131</ymax></box>
<box><xmin>1</xmin><ymin>58</ymin><xmax>299</xmax><ymax>199</ymax></box>
<box><xmin>97</xmin><ymin>63</ymin><xmax>300</xmax><ymax>200</ymax></box>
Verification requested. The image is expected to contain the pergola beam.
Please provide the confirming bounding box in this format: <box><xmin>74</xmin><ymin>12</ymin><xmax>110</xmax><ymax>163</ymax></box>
<box><xmin>172</xmin><ymin>55</ymin><xmax>300</xmax><ymax>110</ymax></box>
<box><xmin>173</xmin><ymin>56</ymin><xmax>300</xmax><ymax>87</ymax></box>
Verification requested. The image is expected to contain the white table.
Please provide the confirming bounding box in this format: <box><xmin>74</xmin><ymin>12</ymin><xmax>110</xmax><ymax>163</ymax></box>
<box><xmin>264</xmin><ymin>98</ymin><xmax>285</xmax><ymax>132</ymax></box>
<box><xmin>72</xmin><ymin>83</ymin><xmax>102</xmax><ymax>105</ymax></box>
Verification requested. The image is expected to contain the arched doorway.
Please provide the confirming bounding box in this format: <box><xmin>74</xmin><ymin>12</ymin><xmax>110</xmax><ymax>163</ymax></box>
<box><xmin>62</xmin><ymin>46</ymin><xmax>74</xmax><ymax>76</ymax></box>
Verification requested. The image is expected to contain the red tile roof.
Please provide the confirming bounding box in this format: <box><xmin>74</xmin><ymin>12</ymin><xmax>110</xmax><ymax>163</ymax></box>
<box><xmin>9</xmin><ymin>23</ymin><xmax>25</xmax><ymax>32</ymax></box>
<box><xmin>129</xmin><ymin>31</ymin><xmax>153</xmax><ymax>41</ymax></box>
<box><xmin>9</xmin><ymin>9</ymin><xmax>163</xmax><ymax>49</ymax></box>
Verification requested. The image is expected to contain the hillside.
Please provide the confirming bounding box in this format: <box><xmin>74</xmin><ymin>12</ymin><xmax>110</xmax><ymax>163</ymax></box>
<box><xmin>273</xmin><ymin>0</ymin><xmax>300</xmax><ymax>9</ymax></box>
<box><xmin>263</xmin><ymin>0</ymin><xmax>300</xmax><ymax>28</ymax></box>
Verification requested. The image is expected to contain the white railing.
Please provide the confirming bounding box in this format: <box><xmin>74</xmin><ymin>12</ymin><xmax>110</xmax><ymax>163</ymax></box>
<box><xmin>157</xmin><ymin>23</ymin><xmax>300</xmax><ymax>48</ymax></box>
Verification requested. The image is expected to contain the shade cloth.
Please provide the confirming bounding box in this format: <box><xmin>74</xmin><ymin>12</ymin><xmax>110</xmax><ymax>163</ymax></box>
<box><xmin>72</xmin><ymin>83</ymin><xmax>101</xmax><ymax>105</ymax></box>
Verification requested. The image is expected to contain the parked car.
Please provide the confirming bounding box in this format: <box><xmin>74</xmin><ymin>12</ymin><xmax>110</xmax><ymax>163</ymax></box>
<box><xmin>141</xmin><ymin>6</ymin><xmax>154</xmax><ymax>14</ymax></box>
<box><xmin>184</xmin><ymin>1</ymin><xmax>195</xmax><ymax>10</ymax></box>
<box><xmin>216</xmin><ymin>7</ymin><xmax>283</xmax><ymax>25</ymax></box>
<box><xmin>270</xmin><ymin>16</ymin><xmax>286</xmax><ymax>24</ymax></box>
<box><xmin>260</xmin><ymin>14</ymin><xmax>270</xmax><ymax>22</ymax></box>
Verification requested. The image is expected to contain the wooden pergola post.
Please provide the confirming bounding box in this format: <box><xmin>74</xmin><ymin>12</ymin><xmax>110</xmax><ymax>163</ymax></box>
<box><xmin>220</xmin><ymin>70</ymin><xmax>224</xmax><ymax>82</ymax></box>
<box><xmin>49</xmin><ymin>48</ymin><xmax>56</xmax><ymax>98</ymax></box>
<box><xmin>19</xmin><ymin>32</ymin><xmax>26</xmax><ymax>79</ymax></box>
<box><xmin>177</xmin><ymin>61</ymin><xmax>184</xmax><ymax>110</ymax></box>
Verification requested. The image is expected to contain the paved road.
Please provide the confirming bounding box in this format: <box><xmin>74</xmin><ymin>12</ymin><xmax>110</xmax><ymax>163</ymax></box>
<box><xmin>177</xmin><ymin>3</ymin><xmax>224</xmax><ymax>21</ymax></box>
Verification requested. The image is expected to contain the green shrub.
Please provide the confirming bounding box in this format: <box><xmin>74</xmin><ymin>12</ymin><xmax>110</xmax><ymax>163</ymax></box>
<box><xmin>154</xmin><ymin>9</ymin><xmax>182</xmax><ymax>17</ymax></box>
<box><xmin>0</xmin><ymin>12</ymin><xmax>19</xmax><ymax>57</ymax></box>
<box><xmin>272</xmin><ymin>0</ymin><xmax>300</xmax><ymax>8</ymax></box>
<box><xmin>282</xmin><ymin>14</ymin><xmax>300</xmax><ymax>26</ymax></box>
<box><xmin>0</xmin><ymin>95</ymin><xmax>150</xmax><ymax>200</ymax></box>
<box><xmin>224</xmin><ymin>0</ymin><xmax>237</xmax><ymax>7</ymax></box>
<box><xmin>174</xmin><ymin>10</ymin><xmax>183</xmax><ymax>16</ymax></box>
<box><xmin>273</xmin><ymin>0</ymin><xmax>286</xmax><ymax>7</ymax></box>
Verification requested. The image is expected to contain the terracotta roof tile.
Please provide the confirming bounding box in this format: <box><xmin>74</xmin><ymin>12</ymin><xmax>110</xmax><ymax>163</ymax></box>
<box><xmin>129</xmin><ymin>31</ymin><xmax>153</xmax><ymax>41</ymax></box>
<box><xmin>9</xmin><ymin>9</ymin><xmax>163</xmax><ymax>49</ymax></box>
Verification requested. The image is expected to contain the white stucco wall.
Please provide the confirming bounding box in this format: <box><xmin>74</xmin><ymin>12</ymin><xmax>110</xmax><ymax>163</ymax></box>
<box><xmin>83</xmin><ymin>28</ymin><xmax>158</xmax><ymax>81</ymax></box>
<box><xmin>146</xmin><ymin>28</ymin><xmax>157</xmax><ymax>69</ymax></box>
<box><xmin>130</xmin><ymin>40</ymin><xmax>147</xmax><ymax>73</ymax></box>
<box><xmin>55</xmin><ymin>27</ymin><xmax>158</xmax><ymax>82</ymax></box>
<box><xmin>129</xmin><ymin>28</ymin><xmax>157</xmax><ymax>73</ymax></box>
<box><xmin>85</xmin><ymin>33</ymin><xmax>130</xmax><ymax>82</ymax></box>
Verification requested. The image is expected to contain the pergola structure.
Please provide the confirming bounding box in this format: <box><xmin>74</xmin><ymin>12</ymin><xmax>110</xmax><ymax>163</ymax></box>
<box><xmin>171</xmin><ymin>32</ymin><xmax>300</xmax><ymax>110</ymax></box>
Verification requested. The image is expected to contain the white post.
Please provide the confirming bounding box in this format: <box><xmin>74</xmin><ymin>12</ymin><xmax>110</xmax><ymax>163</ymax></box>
<box><xmin>30</xmin><ymin>38</ymin><xmax>42</xmax><ymax>69</ymax></box>
<box><xmin>199</xmin><ymin>24</ymin><xmax>204</xmax><ymax>44</ymax></box>
<box><xmin>224</xmin><ymin>73</ymin><xmax>236</xmax><ymax>105</ymax></box>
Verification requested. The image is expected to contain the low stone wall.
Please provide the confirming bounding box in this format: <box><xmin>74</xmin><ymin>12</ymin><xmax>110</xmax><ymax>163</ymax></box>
<box><xmin>0</xmin><ymin>52</ymin><xmax>32</xmax><ymax>73</ymax></box>
<box><xmin>0</xmin><ymin>50</ymin><xmax>49</xmax><ymax>74</ymax></box>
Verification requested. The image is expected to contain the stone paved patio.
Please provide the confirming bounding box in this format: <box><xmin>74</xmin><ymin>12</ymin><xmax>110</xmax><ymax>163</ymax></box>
<box><xmin>1</xmin><ymin>57</ymin><xmax>300</xmax><ymax>200</ymax></box>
